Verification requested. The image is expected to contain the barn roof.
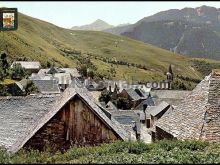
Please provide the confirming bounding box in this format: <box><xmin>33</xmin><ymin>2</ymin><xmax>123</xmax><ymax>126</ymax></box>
<box><xmin>0</xmin><ymin>81</ymin><xmax>128</xmax><ymax>153</ymax></box>
<box><xmin>155</xmin><ymin>74</ymin><xmax>218</xmax><ymax>141</ymax></box>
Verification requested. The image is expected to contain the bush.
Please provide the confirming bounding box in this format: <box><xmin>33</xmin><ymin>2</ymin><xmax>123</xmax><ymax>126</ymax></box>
<box><xmin>0</xmin><ymin>140</ymin><xmax>220</xmax><ymax>164</ymax></box>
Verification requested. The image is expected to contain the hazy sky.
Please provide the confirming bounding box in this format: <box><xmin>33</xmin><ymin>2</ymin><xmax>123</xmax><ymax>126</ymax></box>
<box><xmin>1</xmin><ymin>1</ymin><xmax>220</xmax><ymax>29</ymax></box>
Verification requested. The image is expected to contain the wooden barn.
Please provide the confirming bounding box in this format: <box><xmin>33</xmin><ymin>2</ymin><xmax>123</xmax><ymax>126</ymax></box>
<box><xmin>0</xmin><ymin>84</ymin><xmax>128</xmax><ymax>153</ymax></box>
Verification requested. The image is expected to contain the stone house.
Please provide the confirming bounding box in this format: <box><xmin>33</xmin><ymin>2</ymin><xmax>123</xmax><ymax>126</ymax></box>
<box><xmin>118</xmin><ymin>88</ymin><xmax>144</xmax><ymax>108</ymax></box>
<box><xmin>154</xmin><ymin>70</ymin><xmax>220</xmax><ymax>142</ymax></box>
<box><xmin>30</xmin><ymin>67</ymin><xmax>81</xmax><ymax>92</ymax></box>
<box><xmin>0</xmin><ymin>83</ymin><xmax>128</xmax><ymax>153</ymax></box>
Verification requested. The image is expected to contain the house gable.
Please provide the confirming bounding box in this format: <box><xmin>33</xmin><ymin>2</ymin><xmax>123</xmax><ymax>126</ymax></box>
<box><xmin>5</xmin><ymin>84</ymin><xmax>128</xmax><ymax>153</ymax></box>
<box><xmin>24</xmin><ymin>95</ymin><xmax>120</xmax><ymax>151</ymax></box>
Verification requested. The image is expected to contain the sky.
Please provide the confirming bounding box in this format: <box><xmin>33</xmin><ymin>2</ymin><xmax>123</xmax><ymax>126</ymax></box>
<box><xmin>1</xmin><ymin>1</ymin><xmax>220</xmax><ymax>29</ymax></box>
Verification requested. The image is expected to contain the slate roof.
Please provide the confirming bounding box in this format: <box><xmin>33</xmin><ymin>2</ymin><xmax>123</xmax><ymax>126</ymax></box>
<box><xmin>135</xmin><ymin>88</ymin><xmax>150</xmax><ymax>98</ymax></box>
<box><xmin>32</xmin><ymin>80</ymin><xmax>61</xmax><ymax>94</ymax></box>
<box><xmin>11</xmin><ymin>61</ymin><xmax>41</xmax><ymax>70</ymax></box>
<box><xmin>37</xmin><ymin>68</ymin><xmax>81</xmax><ymax>78</ymax></box>
<box><xmin>155</xmin><ymin>74</ymin><xmax>215</xmax><ymax>141</ymax></box>
<box><xmin>37</xmin><ymin>69</ymin><xmax>50</xmax><ymax>75</ymax></box>
<box><xmin>150</xmin><ymin>101</ymin><xmax>170</xmax><ymax>117</ymax></box>
<box><xmin>151</xmin><ymin>90</ymin><xmax>191</xmax><ymax>106</ymax></box>
<box><xmin>0</xmin><ymin>95</ymin><xmax>58</xmax><ymax>153</ymax></box>
<box><xmin>134</xmin><ymin>97</ymin><xmax>155</xmax><ymax>110</ymax></box>
<box><xmin>124</xmin><ymin>88</ymin><xmax>142</xmax><ymax>101</ymax></box>
<box><xmin>54</xmin><ymin>73</ymin><xmax>72</xmax><ymax>85</ymax></box>
<box><xmin>134</xmin><ymin>110</ymin><xmax>146</xmax><ymax>121</ymax></box>
<box><xmin>62</xmin><ymin>68</ymin><xmax>81</xmax><ymax>78</ymax></box>
<box><xmin>31</xmin><ymin>72</ymin><xmax>72</xmax><ymax>85</ymax></box>
<box><xmin>106</xmin><ymin>101</ymin><xmax>118</xmax><ymax>111</ymax></box>
<box><xmin>15</xmin><ymin>79</ymin><xmax>32</xmax><ymax>92</ymax></box>
<box><xmin>47</xmin><ymin>67</ymin><xmax>65</xmax><ymax>74</ymax></box>
<box><xmin>109</xmin><ymin>110</ymin><xmax>141</xmax><ymax>134</ymax></box>
<box><xmin>0</xmin><ymin>81</ymin><xmax>128</xmax><ymax>153</ymax></box>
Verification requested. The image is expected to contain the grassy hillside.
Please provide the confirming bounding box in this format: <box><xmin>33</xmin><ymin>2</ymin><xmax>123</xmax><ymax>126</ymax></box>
<box><xmin>1</xmin><ymin>140</ymin><xmax>220</xmax><ymax>164</ymax></box>
<box><xmin>0</xmin><ymin>12</ymin><xmax>206</xmax><ymax>82</ymax></box>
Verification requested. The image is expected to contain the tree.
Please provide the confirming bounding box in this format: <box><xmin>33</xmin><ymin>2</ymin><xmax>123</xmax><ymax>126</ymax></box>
<box><xmin>25</xmin><ymin>81</ymin><xmax>39</xmax><ymax>95</ymax></box>
<box><xmin>168</xmin><ymin>64</ymin><xmax>174</xmax><ymax>78</ymax></box>
<box><xmin>0</xmin><ymin>52</ymin><xmax>9</xmax><ymax>79</ymax></box>
<box><xmin>0</xmin><ymin>69</ymin><xmax>4</xmax><ymax>81</ymax></box>
<box><xmin>87</xmin><ymin>70</ymin><xmax>95</xmax><ymax>79</ymax></box>
<box><xmin>0</xmin><ymin>84</ymin><xmax>8</xmax><ymax>96</ymax></box>
<box><xmin>10</xmin><ymin>63</ymin><xmax>27</xmax><ymax>80</ymax></box>
<box><xmin>0</xmin><ymin>52</ymin><xmax>9</xmax><ymax>69</ymax></box>
<box><xmin>99</xmin><ymin>90</ymin><xmax>111</xmax><ymax>104</ymax></box>
<box><xmin>46</xmin><ymin>61</ymin><xmax>51</xmax><ymax>68</ymax></box>
<box><xmin>114</xmin><ymin>96</ymin><xmax>131</xmax><ymax>110</ymax></box>
<box><xmin>78</xmin><ymin>65</ymin><xmax>87</xmax><ymax>77</ymax></box>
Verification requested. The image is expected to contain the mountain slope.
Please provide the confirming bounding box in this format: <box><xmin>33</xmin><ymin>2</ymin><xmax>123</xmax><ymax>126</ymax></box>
<box><xmin>71</xmin><ymin>19</ymin><xmax>114</xmax><ymax>31</ymax></box>
<box><xmin>0</xmin><ymin>12</ymin><xmax>204</xmax><ymax>82</ymax></box>
<box><xmin>105</xmin><ymin>5</ymin><xmax>220</xmax><ymax>60</ymax></box>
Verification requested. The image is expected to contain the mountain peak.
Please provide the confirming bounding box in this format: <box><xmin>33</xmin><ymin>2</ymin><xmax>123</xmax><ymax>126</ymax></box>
<box><xmin>94</xmin><ymin>19</ymin><xmax>106</xmax><ymax>23</ymax></box>
<box><xmin>71</xmin><ymin>19</ymin><xmax>114</xmax><ymax>31</ymax></box>
<box><xmin>92</xmin><ymin>19</ymin><xmax>110</xmax><ymax>26</ymax></box>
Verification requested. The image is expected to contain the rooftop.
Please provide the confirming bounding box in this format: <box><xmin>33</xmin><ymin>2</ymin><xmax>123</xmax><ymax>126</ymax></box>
<box><xmin>155</xmin><ymin>73</ymin><xmax>220</xmax><ymax>142</ymax></box>
<box><xmin>0</xmin><ymin>81</ymin><xmax>129</xmax><ymax>153</ymax></box>
<box><xmin>11</xmin><ymin>61</ymin><xmax>41</xmax><ymax>69</ymax></box>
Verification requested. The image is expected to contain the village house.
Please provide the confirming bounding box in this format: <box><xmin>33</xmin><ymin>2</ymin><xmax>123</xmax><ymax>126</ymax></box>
<box><xmin>154</xmin><ymin>69</ymin><xmax>220</xmax><ymax>142</ymax></box>
<box><xmin>11</xmin><ymin>61</ymin><xmax>41</xmax><ymax>74</ymax></box>
<box><xmin>118</xmin><ymin>88</ymin><xmax>152</xmax><ymax>109</ymax></box>
<box><xmin>30</xmin><ymin>67</ymin><xmax>81</xmax><ymax>93</ymax></box>
<box><xmin>118</xmin><ymin>88</ymin><xmax>143</xmax><ymax>108</ymax></box>
<box><xmin>84</xmin><ymin>78</ymin><xmax>106</xmax><ymax>91</ymax></box>
<box><xmin>0</xmin><ymin>82</ymin><xmax>129</xmax><ymax>154</ymax></box>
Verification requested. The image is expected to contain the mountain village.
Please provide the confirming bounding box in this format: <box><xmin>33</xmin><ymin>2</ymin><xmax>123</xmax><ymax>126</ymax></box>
<box><xmin>1</xmin><ymin>3</ymin><xmax>220</xmax><ymax>163</ymax></box>
<box><xmin>0</xmin><ymin>55</ymin><xmax>219</xmax><ymax>154</ymax></box>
